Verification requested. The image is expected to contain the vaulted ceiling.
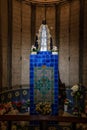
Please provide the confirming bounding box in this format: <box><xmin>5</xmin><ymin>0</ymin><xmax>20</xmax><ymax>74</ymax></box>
<box><xmin>22</xmin><ymin>0</ymin><xmax>67</xmax><ymax>4</ymax></box>
<box><xmin>29</xmin><ymin>0</ymin><xmax>60</xmax><ymax>2</ymax></box>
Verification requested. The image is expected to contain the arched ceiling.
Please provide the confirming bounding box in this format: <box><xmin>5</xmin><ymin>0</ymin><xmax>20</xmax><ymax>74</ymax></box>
<box><xmin>29</xmin><ymin>0</ymin><xmax>60</xmax><ymax>2</ymax></box>
<box><xmin>23</xmin><ymin>0</ymin><xmax>66</xmax><ymax>4</ymax></box>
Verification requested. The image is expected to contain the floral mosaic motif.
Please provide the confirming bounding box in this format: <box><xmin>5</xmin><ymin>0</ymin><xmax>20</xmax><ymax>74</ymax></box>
<box><xmin>8</xmin><ymin>93</ymin><xmax>12</xmax><ymax>99</ymax></box>
<box><xmin>35</xmin><ymin>76</ymin><xmax>51</xmax><ymax>94</ymax></box>
<box><xmin>34</xmin><ymin>66</ymin><xmax>54</xmax><ymax>103</ymax></box>
<box><xmin>15</xmin><ymin>91</ymin><xmax>20</xmax><ymax>97</ymax></box>
<box><xmin>23</xmin><ymin>90</ymin><xmax>27</xmax><ymax>96</ymax></box>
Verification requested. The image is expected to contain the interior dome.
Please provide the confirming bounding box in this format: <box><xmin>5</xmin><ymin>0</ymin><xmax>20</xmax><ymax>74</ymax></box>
<box><xmin>25</xmin><ymin>0</ymin><xmax>62</xmax><ymax>4</ymax></box>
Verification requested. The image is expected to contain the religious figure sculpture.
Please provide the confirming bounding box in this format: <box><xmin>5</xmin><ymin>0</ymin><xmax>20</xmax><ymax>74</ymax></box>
<box><xmin>34</xmin><ymin>20</ymin><xmax>53</xmax><ymax>52</ymax></box>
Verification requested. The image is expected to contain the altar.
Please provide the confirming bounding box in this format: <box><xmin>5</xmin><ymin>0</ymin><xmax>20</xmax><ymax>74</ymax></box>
<box><xmin>30</xmin><ymin>20</ymin><xmax>59</xmax><ymax>115</ymax></box>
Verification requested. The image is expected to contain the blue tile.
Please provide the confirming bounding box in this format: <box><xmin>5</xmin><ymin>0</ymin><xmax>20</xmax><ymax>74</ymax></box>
<box><xmin>30</xmin><ymin>51</ymin><xmax>59</xmax><ymax>115</ymax></box>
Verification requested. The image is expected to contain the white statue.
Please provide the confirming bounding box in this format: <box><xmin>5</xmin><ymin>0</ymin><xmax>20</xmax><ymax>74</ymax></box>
<box><xmin>38</xmin><ymin>20</ymin><xmax>52</xmax><ymax>51</ymax></box>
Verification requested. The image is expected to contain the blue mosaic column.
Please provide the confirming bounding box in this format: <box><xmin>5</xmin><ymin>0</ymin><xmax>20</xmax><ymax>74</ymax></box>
<box><xmin>30</xmin><ymin>51</ymin><xmax>58</xmax><ymax>115</ymax></box>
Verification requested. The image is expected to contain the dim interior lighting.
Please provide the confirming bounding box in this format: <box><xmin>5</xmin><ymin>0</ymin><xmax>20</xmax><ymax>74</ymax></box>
<box><xmin>16</xmin><ymin>0</ymin><xmax>66</xmax><ymax>5</ymax></box>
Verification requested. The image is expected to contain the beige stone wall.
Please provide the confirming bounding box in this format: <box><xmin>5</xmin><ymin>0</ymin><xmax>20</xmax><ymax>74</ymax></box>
<box><xmin>12</xmin><ymin>0</ymin><xmax>22</xmax><ymax>87</ymax></box>
<box><xmin>59</xmin><ymin>3</ymin><xmax>70</xmax><ymax>86</ymax></box>
<box><xmin>83</xmin><ymin>0</ymin><xmax>87</xmax><ymax>86</ymax></box>
<box><xmin>0</xmin><ymin>0</ymin><xmax>8</xmax><ymax>88</ymax></box>
<box><xmin>35</xmin><ymin>6</ymin><xmax>45</xmax><ymax>33</ymax></box>
<box><xmin>12</xmin><ymin>0</ymin><xmax>31</xmax><ymax>87</ymax></box>
<box><xmin>46</xmin><ymin>6</ymin><xmax>56</xmax><ymax>45</ymax></box>
<box><xmin>69</xmin><ymin>0</ymin><xmax>80</xmax><ymax>86</ymax></box>
<box><xmin>59</xmin><ymin>0</ymin><xmax>80</xmax><ymax>86</ymax></box>
<box><xmin>21</xmin><ymin>3</ymin><xmax>31</xmax><ymax>86</ymax></box>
